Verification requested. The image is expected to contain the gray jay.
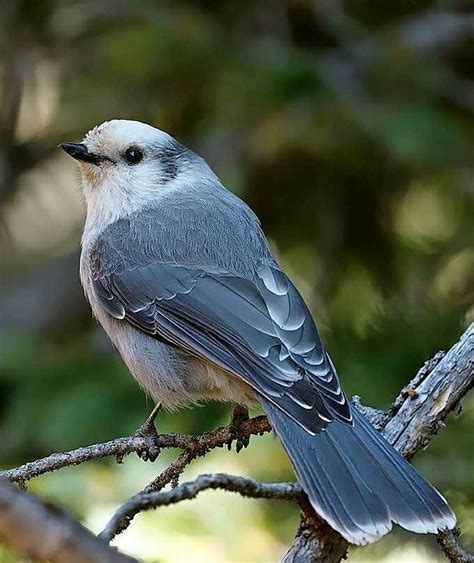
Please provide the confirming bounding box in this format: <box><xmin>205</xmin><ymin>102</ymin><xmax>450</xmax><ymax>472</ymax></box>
<box><xmin>61</xmin><ymin>119</ymin><xmax>455</xmax><ymax>545</ymax></box>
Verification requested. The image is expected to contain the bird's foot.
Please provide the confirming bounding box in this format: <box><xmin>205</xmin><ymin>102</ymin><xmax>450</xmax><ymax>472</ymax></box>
<box><xmin>135</xmin><ymin>403</ymin><xmax>162</xmax><ymax>462</ymax></box>
<box><xmin>227</xmin><ymin>404</ymin><xmax>250</xmax><ymax>453</ymax></box>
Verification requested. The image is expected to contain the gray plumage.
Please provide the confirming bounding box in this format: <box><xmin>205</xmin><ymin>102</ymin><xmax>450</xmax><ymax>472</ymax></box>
<box><xmin>66</xmin><ymin>119</ymin><xmax>455</xmax><ymax>545</ymax></box>
<box><xmin>89</xmin><ymin>183</ymin><xmax>350</xmax><ymax>433</ymax></box>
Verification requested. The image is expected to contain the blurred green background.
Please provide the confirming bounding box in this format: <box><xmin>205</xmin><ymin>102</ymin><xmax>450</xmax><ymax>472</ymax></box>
<box><xmin>0</xmin><ymin>1</ymin><xmax>473</xmax><ymax>561</ymax></box>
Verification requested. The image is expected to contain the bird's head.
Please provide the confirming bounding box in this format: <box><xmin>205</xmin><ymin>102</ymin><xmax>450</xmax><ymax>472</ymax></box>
<box><xmin>60</xmin><ymin>119</ymin><xmax>203</xmax><ymax>226</ymax></box>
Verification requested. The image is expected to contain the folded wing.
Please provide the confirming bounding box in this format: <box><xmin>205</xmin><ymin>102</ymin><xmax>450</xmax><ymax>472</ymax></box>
<box><xmin>91</xmin><ymin>258</ymin><xmax>352</xmax><ymax>435</ymax></box>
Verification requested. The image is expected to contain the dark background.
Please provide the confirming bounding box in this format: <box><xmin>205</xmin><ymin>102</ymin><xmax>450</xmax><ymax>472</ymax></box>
<box><xmin>1</xmin><ymin>1</ymin><xmax>473</xmax><ymax>561</ymax></box>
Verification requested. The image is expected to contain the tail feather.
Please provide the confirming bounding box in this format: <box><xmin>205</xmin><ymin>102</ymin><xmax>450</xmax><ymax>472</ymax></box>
<box><xmin>263</xmin><ymin>400</ymin><xmax>456</xmax><ymax>545</ymax></box>
<box><xmin>348</xmin><ymin>410</ymin><xmax>451</xmax><ymax>528</ymax></box>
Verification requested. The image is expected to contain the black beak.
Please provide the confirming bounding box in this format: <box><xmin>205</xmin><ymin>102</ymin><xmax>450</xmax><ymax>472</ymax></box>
<box><xmin>59</xmin><ymin>142</ymin><xmax>104</xmax><ymax>166</ymax></box>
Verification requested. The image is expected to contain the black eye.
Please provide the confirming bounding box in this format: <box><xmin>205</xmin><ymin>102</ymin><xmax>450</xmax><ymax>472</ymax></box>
<box><xmin>124</xmin><ymin>147</ymin><xmax>143</xmax><ymax>164</ymax></box>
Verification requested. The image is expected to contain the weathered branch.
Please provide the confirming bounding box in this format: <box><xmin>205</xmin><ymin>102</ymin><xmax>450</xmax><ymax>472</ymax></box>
<box><xmin>0</xmin><ymin>478</ymin><xmax>136</xmax><ymax>563</ymax></box>
<box><xmin>0</xmin><ymin>415</ymin><xmax>271</xmax><ymax>485</ymax></box>
<box><xmin>437</xmin><ymin>528</ymin><xmax>474</xmax><ymax>563</ymax></box>
<box><xmin>1</xmin><ymin>324</ymin><xmax>472</xmax><ymax>562</ymax></box>
<box><xmin>383</xmin><ymin>326</ymin><xmax>473</xmax><ymax>458</ymax></box>
<box><xmin>100</xmin><ymin>473</ymin><xmax>304</xmax><ymax>543</ymax></box>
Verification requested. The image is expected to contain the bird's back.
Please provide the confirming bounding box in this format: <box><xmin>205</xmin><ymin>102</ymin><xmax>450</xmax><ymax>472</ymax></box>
<box><xmin>84</xmin><ymin>181</ymin><xmax>273</xmax><ymax>282</ymax></box>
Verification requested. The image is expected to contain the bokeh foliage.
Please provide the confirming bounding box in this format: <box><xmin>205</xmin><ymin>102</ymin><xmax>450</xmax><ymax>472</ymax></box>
<box><xmin>0</xmin><ymin>1</ymin><xmax>473</xmax><ymax>561</ymax></box>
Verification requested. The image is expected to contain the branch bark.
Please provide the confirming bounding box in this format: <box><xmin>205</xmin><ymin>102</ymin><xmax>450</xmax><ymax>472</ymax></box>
<box><xmin>1</xmin><ymin>415</ymin><xmax>271</xmax><ymax>485</ymax></box>
<box><xmin>99</xmin><ymin>473</ymin><xmax>304</xmax><ymax>543</ymax></box>
<box><xmin>437</xmin><ymin>529</ymin><xmax>474</xmax><ymax>563</ymax></box>
<box><xmin>0</xmin><ymin>478</ymin><xmax>136</xmax><ymax>563</ymax></box>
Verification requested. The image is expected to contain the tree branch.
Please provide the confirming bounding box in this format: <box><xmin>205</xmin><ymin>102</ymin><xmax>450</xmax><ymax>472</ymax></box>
<box><xmin>1</xmin><ymin>324</ymin><xmax>472</xmax><ymax>562</ymax></box>
<box><xmin>0</xmin><ymin>415</ymin><xmax>271</xmax><ymax>485</ymax></box>
<box><xmin>99</xmin><ymin>473</ymin><xmax>304</xmax><ymax>543</ymax></box>
<box><xmin>382</xmin><ymin>325</ymin><xmax>473</xmax><ymax>458</ymax></box>
<box><xmin>0</xmin><ymin>478</ymin><xmax>136</xmax><ymax>563</ymax></box>
<box><xmin>437</xmin><ymin>528</ymin><xmax>474</xmax><ymax>563</ymax></box>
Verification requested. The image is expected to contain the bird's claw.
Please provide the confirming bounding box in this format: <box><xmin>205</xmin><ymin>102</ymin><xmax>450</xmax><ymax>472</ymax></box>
<box><xmin>135</xmin><ymin>403</ymin><xmax>162</xmax><ymax>462</ymax></box>
<box><xmin>136</xmin><ymin>443</ymin><xmax>160</xmax><ymax>462</ymax></box>
<box><xmin>227</xmin><ymin>404</ymin><xmax>250</xmax><ymax>453</ymax></box>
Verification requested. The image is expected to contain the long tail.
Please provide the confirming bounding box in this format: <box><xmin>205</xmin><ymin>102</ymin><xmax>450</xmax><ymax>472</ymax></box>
<box><xmin>263</xmin><ymin>400</ymin><xmax>455</xmax><ymax>545</ymax></box>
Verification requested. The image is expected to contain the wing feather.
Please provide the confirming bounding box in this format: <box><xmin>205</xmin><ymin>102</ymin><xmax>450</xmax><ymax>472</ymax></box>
<box><xmin>92</xmin><ymin>259</ymin><xmax>352</xmax><ymax>434</ymax></box>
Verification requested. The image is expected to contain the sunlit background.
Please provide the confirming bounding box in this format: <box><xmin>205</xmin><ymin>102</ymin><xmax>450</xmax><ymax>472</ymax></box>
<box><xmin>1</xmin><ymin>1</ymin><xmax>473</xmax><ymax>561</ymax></box>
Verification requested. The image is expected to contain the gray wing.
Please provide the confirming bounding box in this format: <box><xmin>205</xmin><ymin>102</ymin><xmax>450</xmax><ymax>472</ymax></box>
<box><xmin>92</xmin><ymin>258</ymin><xmax>352</xmax><ymax>435</ymax></box>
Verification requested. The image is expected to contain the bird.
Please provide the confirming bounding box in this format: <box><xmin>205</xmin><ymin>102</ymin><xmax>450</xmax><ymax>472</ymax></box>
<box><xmin>60</xmin><ymin>119</ymin><xmax>455</xmax><ymax>545</ymax></box>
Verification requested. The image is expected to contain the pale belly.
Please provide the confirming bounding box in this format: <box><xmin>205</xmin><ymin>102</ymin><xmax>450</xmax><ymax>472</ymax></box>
<box><xmin>81</xmin><ymin>255</ymin><xmax>258</xmax><ymax>408</ymax></box>
<box><xmin>92</xmin><ymin>296</ymin><xmax>257</xmax><ymax>408</ymax></box>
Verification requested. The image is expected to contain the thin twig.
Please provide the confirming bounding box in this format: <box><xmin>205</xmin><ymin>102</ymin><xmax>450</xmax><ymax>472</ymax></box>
<box><xmin>100</xmin><ymin>473</ymin><xmax>304</xmax><ymax>543</ymax></box>
<box><xmin>99</xmin><ymin>450</ymin><xmax>197</xmax><ymax>540</ymax></box>
<box><xmin>0</xmin><ymin>415</ymin><xmax>271</xmax><ymax>484</ymax></box>
<box><xmin>99</xmin><ymin>409</ymin><xmax>267</xmax><ymax>540</ymax></box>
